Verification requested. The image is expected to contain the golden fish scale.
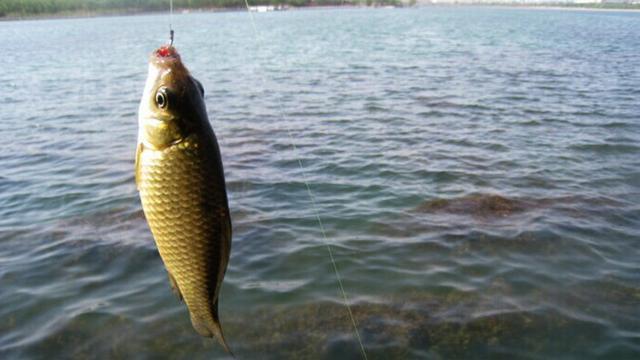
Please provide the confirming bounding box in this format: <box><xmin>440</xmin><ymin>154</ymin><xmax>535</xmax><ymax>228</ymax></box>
<box><xmin>138</xmin><ymin>138</ymin><xmax>230</xmax><ymax>325</ymax></box>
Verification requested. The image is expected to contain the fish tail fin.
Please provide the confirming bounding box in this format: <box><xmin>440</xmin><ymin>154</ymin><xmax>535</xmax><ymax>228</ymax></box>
<box><xmin>190</xmin><ymin>300</ymin><xmax>234</xmax><ymax>356</ymax></box>
<box><xmin>211</xmin><ymin>316</ymin><xmax>234</xmax><ymax>357</ymax></box>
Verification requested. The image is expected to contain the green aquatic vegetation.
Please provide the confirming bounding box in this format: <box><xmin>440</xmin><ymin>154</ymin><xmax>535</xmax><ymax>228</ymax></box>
<box><xmin>0</xmin><ymin>0</ymin><xmax>403</xmax><ymax>18</ymax></box>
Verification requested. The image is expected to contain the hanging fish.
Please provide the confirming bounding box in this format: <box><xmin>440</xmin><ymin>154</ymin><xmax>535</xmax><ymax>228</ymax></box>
<box><xmin>135</xmin><ymin>45</ymin><xmax>232</xmax><ymax>353</ymax></box>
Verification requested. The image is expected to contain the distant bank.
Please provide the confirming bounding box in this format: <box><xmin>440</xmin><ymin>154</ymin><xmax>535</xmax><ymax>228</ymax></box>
<box><xmin>1</xmin><ymin>2</ymin><xmax>639</xmax><ymax>21</ymax></box>
<box><xmin>0</xmin><ymin>0</ymin><xmax>398</xmax><ymax>21</ymax></box>
<box><xmin>486</xmin><ymin>2</ymin><xmax>640</xmax><ymax>11</ymax></box>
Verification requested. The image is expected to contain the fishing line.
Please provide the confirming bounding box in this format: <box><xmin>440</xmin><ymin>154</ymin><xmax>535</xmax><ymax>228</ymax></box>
<box><xmin>163</xmin><ymin>1</ymin><xmax>250</xmax><ymax>240</ymax></box>
<box><xmin>169</xmin><ymin>0</ymin><xmax>174</xmax><ymax>45</ymax></box>
<box><xmin>240</xmin><ymin>4</ymin><xmax>368</xmax><ymax>359</ymax></box>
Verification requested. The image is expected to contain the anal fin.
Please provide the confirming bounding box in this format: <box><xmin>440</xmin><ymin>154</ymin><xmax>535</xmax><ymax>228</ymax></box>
<box><xmin>167</xmin><ymin>272</ymin><xmax>183</xmax><ymax>301</ymax></box>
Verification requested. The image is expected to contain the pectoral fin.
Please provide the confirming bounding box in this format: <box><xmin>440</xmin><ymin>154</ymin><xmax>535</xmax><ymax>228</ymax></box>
<box><xmin>135</xmin><ymin>142</ymin><xmax>143</xmax><ymax>189</ymax></box>
<box><xmin>192</xmin><ymin>77</ymin><xmax>205</xmax><ymax>97</ymax></box>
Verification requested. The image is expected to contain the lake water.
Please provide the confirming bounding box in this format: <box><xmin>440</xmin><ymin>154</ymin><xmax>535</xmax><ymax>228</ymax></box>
<box><xmin>1</xmin><ymin>6</ymin><xmax>640</xmax><ymax>359</ymax></box>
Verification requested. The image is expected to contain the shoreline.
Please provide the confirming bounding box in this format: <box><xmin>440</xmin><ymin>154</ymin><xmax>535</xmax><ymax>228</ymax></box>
<box><xmin>485</xmin><ymin>3</ymin><xmax>640</xmax><ymax>13</ymax></box>
<box><xmin>0</xmin><ymin>7</ymin><xmax>242</xmax><ymax>22</ymax></box>
<box><xmin>1</xmin><ymin>3</ymin><xmax>638</xmax><ymax>22</ymax></box>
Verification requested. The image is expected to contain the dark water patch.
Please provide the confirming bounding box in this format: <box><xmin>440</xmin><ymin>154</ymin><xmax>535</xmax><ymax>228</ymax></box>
<box><xmin>420</xmin><ymin>99</ymin><xmax>494</xmax><ymax>113</ymax></box>
<box><xmin>413</xmin><ymin>94</ymin><xmax>454</xmax><ymax>103</ymax></box>
<box><xmin>16</xmin><ymin>292</ymin><xmax>624</xmax><ymax>358</ymax></box>
<box><xmin>285</xmin><ymin>110</ymin><xmax>341</xmax><ymax>118</ymax></box>
<box><xmin>513</xmin><ymin>119</ymin><xmax>543</xmax><ymax>126</ymax></box>
<box><xmin>222</xmin><ymin>293</ymin><xmax>626</xmax><ymax>358</ymax></box>
<box><xmin>500</xmin><ymin>94</ymin><xmax>532</xmax><ymax>102</ymax></box>
<box><xmin>557</xmin><ymin>119</ymin><xmax>636</xmax><ymax>129</ymax></box>
<box><xmin>364</xmin><ymin>103</ymin><xmax>388</xmax><ymax>113</ymax></box>
<box><xmin>415</xmin><ymin>194</ymin><xmax>533</xmax><ymax>218</ymax></box>
<box><xmin>416</xmin><ymin>110</ymin><xmax>465</xmax><ymax>119</ymax></box>
<box><xmin>443</xmin><ymin>138</ymin><xmax>509</xmax><ymax>152</ymax></box>
<box><xmin>569</xmin><ymin>109</ymin><xmax>610</xmax><ymax>118</ymax></box>
<box><xmin>569</xmin><ymin>143</ymin><xmax>640</xmax><ymax>155</ymax></box>
<box><xmin>413</xmin><ymin>194</ymin><xmax>627</xmax><ymax>220</ymax></box>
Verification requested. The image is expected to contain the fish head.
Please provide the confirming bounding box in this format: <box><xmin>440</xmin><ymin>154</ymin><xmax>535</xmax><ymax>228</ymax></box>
<box><xmin>138</xmin><ymin>46</ymin><xmax>207</xmax><ymax>149</ymax></box>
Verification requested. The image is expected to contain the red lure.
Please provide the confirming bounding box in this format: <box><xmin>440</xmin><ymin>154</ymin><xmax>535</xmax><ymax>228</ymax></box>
<box><xmin>156</xmin><ymin>46</ymin><xmax>174</xmax><ymax>57</ymax></box>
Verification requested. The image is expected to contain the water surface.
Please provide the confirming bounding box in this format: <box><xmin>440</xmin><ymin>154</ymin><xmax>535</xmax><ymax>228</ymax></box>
<box><xmin>1</xmin><ymin>7</ymin><xmax>640</xmax><ymax>359</ymax></box>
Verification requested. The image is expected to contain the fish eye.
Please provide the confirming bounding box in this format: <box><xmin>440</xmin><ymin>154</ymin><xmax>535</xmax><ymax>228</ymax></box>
<box><xmin>155</xmin><ymin>88</ymin><xmax>169</xmax><ymax>109</ymax></box>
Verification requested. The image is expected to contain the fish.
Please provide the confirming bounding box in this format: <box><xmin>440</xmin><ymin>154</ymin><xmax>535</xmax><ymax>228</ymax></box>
<box><xmin>135</xmin><ymin>45</ymin><xmax>232</xmax><ymax>353</ymax></box>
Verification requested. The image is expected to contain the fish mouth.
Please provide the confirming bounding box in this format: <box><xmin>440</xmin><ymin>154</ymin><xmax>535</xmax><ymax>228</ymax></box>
<box><xmin>150</xmin><ymin>46</ymin><xmax>182</xmax><ymax>68</ymax></box>
<box><xmin>149</xmin><ymin>45</ymin><xmax>191</xmax><ymax>82</ymax></box>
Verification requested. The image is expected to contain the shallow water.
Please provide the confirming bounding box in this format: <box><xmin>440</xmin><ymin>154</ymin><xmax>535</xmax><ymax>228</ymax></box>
<box><xmin>1</xmin><ymin>6</ymin><xmax>640</xmax><ymax>359</ymax></box>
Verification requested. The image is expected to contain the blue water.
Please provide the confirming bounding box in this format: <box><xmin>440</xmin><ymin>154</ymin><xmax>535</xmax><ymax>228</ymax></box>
<box><xmin>1</xmin><ymin>6</ymin><xmax>640</xmax><ymax>359</ymax></box>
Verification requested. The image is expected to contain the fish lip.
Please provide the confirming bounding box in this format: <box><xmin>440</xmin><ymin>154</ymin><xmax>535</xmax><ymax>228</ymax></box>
<box><xmin>148</xmin><ymin>46</ymin><xmax>191</xmax><ymax>84</ymax></box>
